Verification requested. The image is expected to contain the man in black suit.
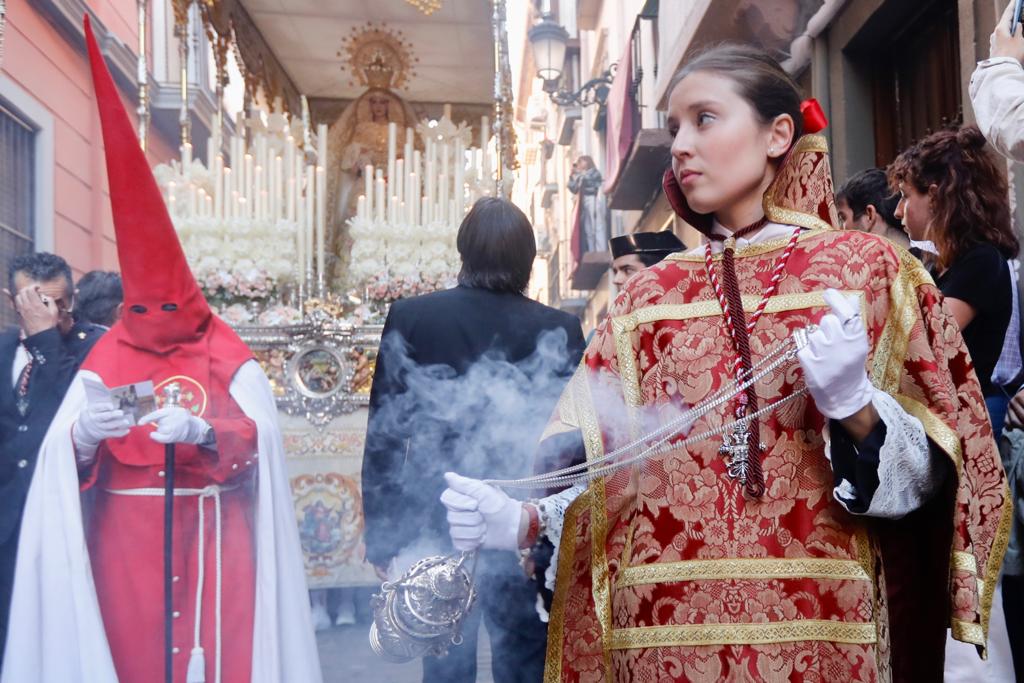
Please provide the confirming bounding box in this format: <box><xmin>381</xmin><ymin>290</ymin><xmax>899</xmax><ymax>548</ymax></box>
<box><xmin>0</xmin><ymin>253</ymin><xmax>104</xmax><ymax>663</ymax></box>
<box><xmin>361</xmin><ymin>197</ymin><xmax>586</xmax><ymax>683</ymax></box>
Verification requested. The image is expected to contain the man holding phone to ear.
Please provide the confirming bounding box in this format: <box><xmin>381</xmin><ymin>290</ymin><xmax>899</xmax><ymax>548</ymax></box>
<box><xmin>0</xmin><ymin>252</ymin><xmax>103</xmax><ymax>666</ymax></box>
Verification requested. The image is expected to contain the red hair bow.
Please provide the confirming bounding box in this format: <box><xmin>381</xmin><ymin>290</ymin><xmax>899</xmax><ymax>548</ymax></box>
<box><xmin>800</xmin><ymin>98</ymin><xmax>828</xmax><ymax>134</ymax></box>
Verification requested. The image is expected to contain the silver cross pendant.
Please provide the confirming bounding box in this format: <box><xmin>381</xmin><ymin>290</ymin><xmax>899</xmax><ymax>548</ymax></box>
<box><xmin>720</xmin><ymin>421</ymin><xmax>753</xmax><ymax>484</ymax></box>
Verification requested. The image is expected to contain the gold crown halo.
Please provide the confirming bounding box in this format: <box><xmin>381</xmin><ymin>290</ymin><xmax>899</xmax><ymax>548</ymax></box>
<box><xmin>338</xmin><ymin>23</ymin><xmax>417</xmax><ymax>91</ymax></box>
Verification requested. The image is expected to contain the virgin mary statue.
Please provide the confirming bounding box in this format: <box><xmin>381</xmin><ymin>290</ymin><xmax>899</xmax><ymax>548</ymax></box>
<box><xmin>326</xmin><ymin>54</ymin><xmax>419</xmax><ymax>286</ymax></box>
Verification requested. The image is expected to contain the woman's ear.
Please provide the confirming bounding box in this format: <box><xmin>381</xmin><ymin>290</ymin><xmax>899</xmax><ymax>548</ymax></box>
<box><xmin>767</xmin><ymin>114</ymin><xmax>796</xmax><ymax>159</ymax></box>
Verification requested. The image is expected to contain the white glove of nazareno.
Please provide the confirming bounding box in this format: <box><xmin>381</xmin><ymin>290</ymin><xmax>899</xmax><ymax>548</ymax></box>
<box><xmin>73</xmin><ymin>401</ymin><xmax>132</xmax><ymax>460</ymax></box>
<box><xmin>440</xmin><ymin>472</ymin><xmax>523</xmax><ymax>551</ymax></box>
<box><xmin>139</xmin><ymin>406</ymin><xmax>209</xmax><ymax>445</ymax></box>
<box><xmin>796</xmin><ymin>288</ymin><xmax>874</xmax><ymax>420</ymax></box>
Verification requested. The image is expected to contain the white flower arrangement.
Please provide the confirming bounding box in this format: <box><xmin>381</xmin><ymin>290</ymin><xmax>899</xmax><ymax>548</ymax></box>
<box><xmin>345</xmin><ymin>213</ymin><xmax>460</xmax><ymax>306</ymax></box>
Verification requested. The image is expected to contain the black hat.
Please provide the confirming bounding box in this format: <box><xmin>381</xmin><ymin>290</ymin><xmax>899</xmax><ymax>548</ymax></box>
<box><xmin>609</xmin><ymin>230</ymin><xmax>684</xmax><ymax>260</ymax></box>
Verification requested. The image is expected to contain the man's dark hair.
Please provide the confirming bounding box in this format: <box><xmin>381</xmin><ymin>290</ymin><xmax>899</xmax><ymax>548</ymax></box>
<box><xmin>836</xmin><ymin>169</ymin><xmax>901</xmax><ymax>231</ymax></box>
<box><xmin>456</xmin><ymin>197</ymin><xmax>537</xmax><ymax>294</ymax></box>
<box><xmin>75</xmin><ymin>270</ymin><xmax>123</xmax><ymax>327</ymax></box>
<box><xmin>638</xmin><ymin>253</ymin><xmax>665</xmax><ymax>268</ymax></box>
<box><xmin>7</xmin><ymin>252</ymin><xmax>73</xmax><ymax>295</ymax></box>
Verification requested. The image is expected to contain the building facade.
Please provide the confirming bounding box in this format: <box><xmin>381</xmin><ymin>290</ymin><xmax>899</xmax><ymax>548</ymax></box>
<box><xmin>518</xmin><ymin>0</ymin><xmax>1018</xmax><ymax>333</ymax></box>
<box><xmin>0</xmin><ymin>0</ymin><xmax>222</xmax><ymax>326</ymax></box>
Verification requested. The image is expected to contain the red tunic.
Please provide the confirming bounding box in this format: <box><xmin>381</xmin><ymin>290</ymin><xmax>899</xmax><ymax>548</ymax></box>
<box><xmin>542</xmin><ymin>228</ymin><xmax>1010</xmax><ymax>682</ymax></box>
<box><xmin>81</xmin><ymin>372</ymin><xmax>259</xmax><ymax>683</ymax></box>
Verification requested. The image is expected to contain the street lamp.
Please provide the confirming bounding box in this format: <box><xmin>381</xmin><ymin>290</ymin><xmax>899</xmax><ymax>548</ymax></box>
<box><xmin>527</xmin><ymin>14</ymin><xmax>569</xmax><ymax>81</ymax></box>
<box><xmin>528</xmin><ymin>14</ymin><xmax>615</xmax><ymax>109</ymax></box>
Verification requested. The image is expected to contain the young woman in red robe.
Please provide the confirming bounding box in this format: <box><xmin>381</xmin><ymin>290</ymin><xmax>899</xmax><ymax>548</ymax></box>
<box><xmin>442</xmin><ymin>44</ymin><xmax>1010</xmax><ymax>682</ymax></box>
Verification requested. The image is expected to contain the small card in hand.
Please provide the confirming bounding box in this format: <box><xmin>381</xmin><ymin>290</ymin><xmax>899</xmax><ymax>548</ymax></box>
<box><xmin>82</xmin><ymin>377</ymin><xmax>157</xmax><ymax>426</ymax></box>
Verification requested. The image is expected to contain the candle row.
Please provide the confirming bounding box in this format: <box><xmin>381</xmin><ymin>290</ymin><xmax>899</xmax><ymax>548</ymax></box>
<box><xmin>355</xmin><ymin>115</ymin><xmax>495</xmax><ymax>227</ymax></box>
<box><xmin>168</xmin><ymin>117</ymin><xmax>331</xmax><ymax>295</ymax></box>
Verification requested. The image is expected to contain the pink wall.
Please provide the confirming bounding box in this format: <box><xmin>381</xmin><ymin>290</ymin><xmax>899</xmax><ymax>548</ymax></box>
<box><xmin>2</xmin><ymin>0</ymin><xmax>176</xmax><ymax>277</ymax></box>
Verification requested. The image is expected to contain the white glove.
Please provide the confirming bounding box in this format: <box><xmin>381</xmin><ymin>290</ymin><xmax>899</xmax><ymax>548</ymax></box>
<box><xmin>73</xmin><ymin>401</ymin><xmax>132</xmax><ymax>464</ymax></box>
<box><xmin>440</xmin><ymin>472</ymin><xmax>523</xmax><ymax>551</ymax></box>
<box><xmin>139</xmin><ymin>407</ymin><xmax>210</xmax><ymax>445</ymax></box>
<box><xmin>797</xmin><ymin>289</ymin><xmax>874</xmax><ymax>420</ymax></box>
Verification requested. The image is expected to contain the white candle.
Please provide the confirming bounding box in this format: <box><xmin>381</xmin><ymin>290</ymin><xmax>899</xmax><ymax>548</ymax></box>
<box><xmin>412</xmin><ymin>150</ymin><xmax>421</xmax><ymax>180</ymax></box>
<box><xmin>387</xmin><ymin>122</ymin><xmax>397</xmax><ymax>186</ymax></box>
<box><xmin>409</xmin><ymin>172</ymin><xmax>419</xmax><ymax>225</ymax></box>
<box><xmin>230</xmin><ymin>190</ymin><xmax>238</xmax><ymax>220</ymax></box>
<box><xmin>426</xmin><ymin>140</ymin><xmax>435</xmax><ymax>221</ymax></box>
<box><xmin>364</xmin><ymin>164</ymin><xmax>374</xmax><ymax>220</ymax></box>
<box><xmin>305</xmin><ymin>164</ymin><xmax>315</xmax><ymax>279</ymax></box>
<box><xmin>168</xmin><ymin>179</ymin><xmax>177</xmax><ymax>216</ymax></box>
<box><xmin>420</xmin><ymin>196</ymin><xmax>429</xmax><ymax>227</ymax></box>
<box><xmin>296</xmin><ymin>189</ymin><xmax>306</xmax><ymax>287</ymax></box>
<box><xmin>213</xmin><ymin>156</ymin><xmax>223</xmax><ymax>220</ymax></box>
<box><xmin>188</xmin><ymin>183</ymin><xmax>198</xmax><ymax>216</ymax></box>
<box><xmin>404</xmin><ymin>170</ymin><xmax>413</xmax><ymax>224</ymax></box>
<box><xmin>254</xmin><ymin>166</ymin><xmax>263</xmax><ymax>220</ymax></box>
<box><xmin>287</xmin><ymin>177</ymin><xmax>296</xmax><ymax>222</ymax></box>
<box><xmin>274</xmin><ymin>156</ymin><xmax>283</xmax><ymax>220</ymax></box>
<box><xmin>375</xmin><ymin>176</ymin><xmax>386</xmax><ymax>224</ymax></box>
<box><xmin>480</xmin><ymin>116</ymin><xmax>490</xmax><ymax>180</ymax></box>
<box><xmin>317</xmin><ymin>124</ymin><xmax>328</xmax><ymax>167</ymax></box>
<box><xmin>441</xmin><ymin>142</ymin><xmax>450</xmax><ymax>203</ymax></box>
<box><xmin>244</xmin><ymin>154</ymin><xmax>254</xmax><ymax>211</ymax></box>
<box><xmin>181</xmin><ymin>142</ymin><xmax>192</xmax><ymax>168</ymax></box>
<box><xmin>454</xmin><ymin>139</ymin><xmax>465</xmax><ymax>217</ymax></box>
<box><xmin>257</xmin><ymin>136</ymin><xmax>267</xmax><ymax>184</ymax></box>
<box><xmin>395</xmin><ymin>159</ymin><xmax>405</xmax><ymax>207</ymax></box>
<box><xmin>389</xmin><ymin>194</ymin><xmax>397</xmax><ymax>225</ymax></box>
<box><xmin>439</xmin><ymin>173</ymin><xmax>448</xmax><ymax>223</ymax></box>
<box><xmin>357</xmin><ymin>195</ymin><xmax>366</xmax><ymax>222</ymax></box>
<box><xmin>316</xmin><ymin>166</ymin><xmax>326</xmax><ymax>288</ymax></box>
<box><xmin>284</xmin><ymin>137</ymin><xmax>295</xmax><ymax>196</ymax></box>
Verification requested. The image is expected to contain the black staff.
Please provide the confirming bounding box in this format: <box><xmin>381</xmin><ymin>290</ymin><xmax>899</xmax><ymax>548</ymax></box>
<box><xmin>161</xmin><ymin>382</ymin><xmax>182</xmax><ymax>683</ymax></box>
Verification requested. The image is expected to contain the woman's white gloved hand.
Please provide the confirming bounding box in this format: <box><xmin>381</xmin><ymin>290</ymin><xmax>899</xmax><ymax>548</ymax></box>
<box><xmin>797</xmin><ymin>289</ymin><xmax>874</xmax><ymax>420</ymax></box>
<box><xmin>440</xmin><ymin>472</ymin><xmax>523</xmax><ymax>551</ymax></box>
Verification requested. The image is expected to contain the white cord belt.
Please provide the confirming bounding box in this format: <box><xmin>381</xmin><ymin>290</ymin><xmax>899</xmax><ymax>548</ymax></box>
<box><xmin>105</xmin><ymin>484</ymin><xmax>238</xmax><ymax>683</ymax></box>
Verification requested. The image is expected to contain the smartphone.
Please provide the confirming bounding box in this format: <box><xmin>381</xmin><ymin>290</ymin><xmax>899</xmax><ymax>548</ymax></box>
<box><xmin>1013</xmin><ymin>0</ymin><xmax>1024</xmax><ymax>37</ymax></box>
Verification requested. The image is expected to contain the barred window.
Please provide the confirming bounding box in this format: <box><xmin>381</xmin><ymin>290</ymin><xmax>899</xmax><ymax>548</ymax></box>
<box><xmin>0</xmin><ymin>103</ymin><xmax>36</xmax><ymax>328</ymax></box>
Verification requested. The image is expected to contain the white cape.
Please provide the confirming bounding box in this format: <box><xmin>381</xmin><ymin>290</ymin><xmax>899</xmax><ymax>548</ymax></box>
<box><xmin>1</xmin><ymin>360</ymin><xmax>323</xmax><ymax>683</ymax></box>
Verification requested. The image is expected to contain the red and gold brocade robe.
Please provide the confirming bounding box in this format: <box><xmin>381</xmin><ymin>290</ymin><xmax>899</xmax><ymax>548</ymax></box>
<box><xmin>542</xmin><ymin>228</ymin><xmax>1010</xmax><ymax>682</ymax></box>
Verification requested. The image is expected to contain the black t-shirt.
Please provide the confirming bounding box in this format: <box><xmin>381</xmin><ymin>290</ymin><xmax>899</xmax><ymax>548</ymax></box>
<box><xmin>935</xmin><ymin>243</ymin><xmax>1012</xmax><ymax>396</ymax></box>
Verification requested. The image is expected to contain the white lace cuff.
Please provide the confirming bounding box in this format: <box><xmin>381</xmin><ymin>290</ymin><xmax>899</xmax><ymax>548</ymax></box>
<box><xmin>537</xmin><ymin>483</ymin><xmax>586</xmax><ymax>591</ymax></box>
<box><xmin>828</xmin><ymin>388</ymin><xmax>940</xmax><ymax>519</ymax></box>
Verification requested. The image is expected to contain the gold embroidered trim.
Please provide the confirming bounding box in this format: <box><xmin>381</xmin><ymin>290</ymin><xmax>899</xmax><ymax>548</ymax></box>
<box><xmin>611</xmin><ymin>315</ymin><xmax>643</xmax><ymax>412</ymax></box>
<box><xmin>977</xmin><ymin>487</ymin><xmax>1015</xmax><ymax>655</ymax></box>
<box><xmin>543</xmin><ymin>488</ymin><xmax>590</xmax><ymax>683</ymax></box>
<box><xmin>870</xmin><ymin>247</ymin><xmax>935</xmax><ymax>395</ymax></box>
<box><xmin>893</xmin><ymin>394</ymin><xmax>962</xmax><ymax>469</ymax></box>
<box><xmin>951</xmin><ymin>550</ymin><xmax>978</xmax><ymax>574</ymax></box>
<box><xmin>762</xmin><ymin>136</ymin><xmax>836</xmax><ymax>233</ymax></box>
<box><xmin>613</xmin><ymin>291</ymin><xmax>863</xmax><ymax>332</ymax></box>
<box><xmin>566</xmin><ymin>364</ymin><xmax>615</xmax><ymax>671</ymax></box>
<box><xmin>609</xmin><ymin>619</ymin><xmax>877</xmax><ymax>650</ymax></box>
<box><xmin>616</xmin><ymin>557</ymin><xmax>871</xmax><ymax>587</ymax></box>
<box><xmin>951</xmin><ymin>618</ymin><xmax>985</xmax><ymax>646</ymax></box>
<box><xmin>667</xmin><ymin>229</ymin><xmax>826</xmax><ymax>263</ymax></box>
